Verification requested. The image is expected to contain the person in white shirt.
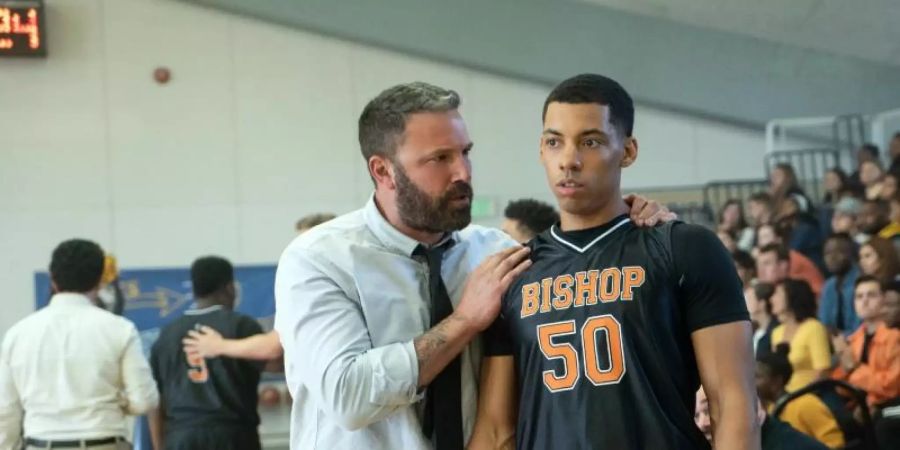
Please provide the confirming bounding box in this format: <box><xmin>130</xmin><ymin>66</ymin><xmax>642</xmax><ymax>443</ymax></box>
<box><xmin>0</xmin><ymin>239</ymin><xmax>158</xmax><ymax>450</ymax></box>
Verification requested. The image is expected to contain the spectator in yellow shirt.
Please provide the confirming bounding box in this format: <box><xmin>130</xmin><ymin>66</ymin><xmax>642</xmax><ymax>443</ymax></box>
<box><xmin>757</xmin><ymin>344</ymin><xmax>845</xmax><ymax>448</ymax></box>
<box><xmin>877</xmin><ymin>192</ymin><xmax>900</xmax><ymax>252</ymax></box>
<box><xmin>771</xmin><ymin>279</ymin><xmax>833</xmax><ymax>392</ymax></box>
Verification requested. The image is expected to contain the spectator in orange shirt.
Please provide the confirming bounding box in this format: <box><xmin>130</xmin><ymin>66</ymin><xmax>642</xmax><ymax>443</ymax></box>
<box><xmin>875</xmin><ymin>280</ymin><xmax>900</xmax><ymax>450</ymax></box>
<box><xmin>757</xmin><ymin>243</ymin><xmax>825</xmax><ymax>300</ymax></box>
<box><xmin>832</xmin><ymin>276</ymin><xmax>900</xmax><ymax>407</ymax></box>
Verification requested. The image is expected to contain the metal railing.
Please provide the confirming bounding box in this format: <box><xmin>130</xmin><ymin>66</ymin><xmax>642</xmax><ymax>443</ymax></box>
<box><xmin>702</xmin><ymin>179</ymin><xmax>768</xmax><ymax>220</ymax></box>
<box><xmin>665</xmin><ymin>202</ymin><xmax>714</xmax><ymax>227</ymax></box>
<box><xmin>766</xmin><ymin>113</ymin><xmax>868</xmax><ymax>155</ymax></box>
<box><xmin>832</xmin><ymin>114</ymin><xmax>867</xmax><ymax>158</ymax></box>
<box><xmin>763</xmin><ymin>148</ymin><xmax>847</xmax><ymax>203</ymax></box>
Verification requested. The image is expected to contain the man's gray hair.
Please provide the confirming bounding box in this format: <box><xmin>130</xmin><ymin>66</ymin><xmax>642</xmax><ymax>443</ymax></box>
<box><xmin>358</xmin><ymin>82</ymin><xmax>461</xmax><ymax>162</ymax></box>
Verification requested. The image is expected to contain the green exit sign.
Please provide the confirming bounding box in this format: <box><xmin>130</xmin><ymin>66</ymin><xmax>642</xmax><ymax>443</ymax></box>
<box><xmin>471</xmin><ymin>197</ymin><xmax>495</xmax><ymax>218</ymax></box>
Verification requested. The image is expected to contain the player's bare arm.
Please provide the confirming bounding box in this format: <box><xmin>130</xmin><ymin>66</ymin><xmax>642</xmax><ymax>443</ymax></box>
<box><xmin>183</xmin><ymin>328</ymin><xmax>282</xmax><ymax>361</ymax></box>
<box><xmin>148</xmin><ymin>402</ymin><xmax>165</xmax><ymax>450</ymax></box>
<box><xmin>692</xmin><ymin>321</ymin><xmax>760</xmax><ymax>450</ymax></box>
<box><xmin>415</xmin><ymin>246</ymin><xmax>531</xmax><ymax>386</ymax></box>
<box><xmin>468</xmin><ymin>356</ymin><xmax>517</xmax><ymax>450</ymax></box>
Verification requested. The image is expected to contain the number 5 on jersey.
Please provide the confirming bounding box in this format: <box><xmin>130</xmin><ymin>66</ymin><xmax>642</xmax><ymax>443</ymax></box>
<box><xmin>537</xmin><ymin>314</ymin><xmax>626</xmax><ymax>392</ymax></box>
<box><xmin>186</xmin><ymin>351</ymin><xmax>209</xmax><ymax>383</ymax></box>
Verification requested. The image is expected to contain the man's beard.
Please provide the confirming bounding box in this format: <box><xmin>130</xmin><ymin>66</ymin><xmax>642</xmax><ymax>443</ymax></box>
<box><xmin>394</xmin><ymin>162</ymin><xmax>473</xmax><ymax>234</ymax></box>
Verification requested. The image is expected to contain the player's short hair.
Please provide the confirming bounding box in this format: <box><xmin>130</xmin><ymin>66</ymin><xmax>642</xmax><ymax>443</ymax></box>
<box><xmin>855</xmin><ymin>274</ymin><xmax>882</xmax><ymax>290</ymax></box>
<box><xmin>295</xmin><ymin>213</ymin><xmax>336</xmax><ymax>232</ymax></box>
<box><xmin>757</xmin><ymin>343</ymin><xmax>793</xmax><ymax>386</ymax></box>
<box><xmin>49</xmin><ymin>239</ymin><xmax>105</xmax><ymax>293</ymax></box>
<box><xmin>504</xmin><ymin>199</ymin><xmax>559</xmax><ymax>238</ymax></box>
<box><xmin>758</xmin><ymin>243</ymin><xmax>789</xmax><ymax>262</ymax></box>
<box><xmin>191</xmin><ymin>256</ymin><xmax>234</xmax><ymax>298</ymax></box>
<box><xmin>358</xmin><ymin>82</ymin><xmax>461</xmax><ymax>162</ymax></box>
<box><xmin>543</xmin><ymin>74</ymin><xmax>634</xmax><ymax>139</ymax></box>
<box><xmin>779</xmin><ymin>279</ymin><xmax>817</xmax><ymax>322</ymax></box>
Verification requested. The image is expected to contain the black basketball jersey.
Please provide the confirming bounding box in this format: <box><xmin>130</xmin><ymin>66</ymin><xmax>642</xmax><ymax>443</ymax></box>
<box><xmin>485</xmin><ymin>215</ymin><xmax>750</xmax><ymax>450</ymax></box>
<box><xmin>150</xmin><ymin>305</ymin><xmax>264</xmax><ymax>431</ymax></box>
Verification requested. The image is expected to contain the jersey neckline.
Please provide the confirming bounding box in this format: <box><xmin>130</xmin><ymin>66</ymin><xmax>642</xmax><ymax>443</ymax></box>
<box><xmin>549</xmin><ymin>215</ymin><xmax>631</xmax><ymax>253</ymax></box>
<box><xmin>184</xmin><ymin>304</ymin><xmax>225</xmax><ymax>315</ymax></box>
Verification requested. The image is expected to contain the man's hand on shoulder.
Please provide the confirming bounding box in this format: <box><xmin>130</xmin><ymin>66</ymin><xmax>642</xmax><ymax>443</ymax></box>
<box><xmin>624</xmin><ymin>194</ymin><xmax>678</xmax><ymax>227</ymax></box>
<box><xmin>455</xmin><ymin>246</ymin><xmax>532</xmax><ymax>332</ymax></box>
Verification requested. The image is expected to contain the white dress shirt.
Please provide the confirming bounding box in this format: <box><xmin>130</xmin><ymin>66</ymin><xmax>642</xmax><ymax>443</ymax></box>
<box><xmin>274</xmin><ymin>196</ymin><xmax>517</xmax><ymax>450</ymax></box>
<box><xmin>0</xmin><ymin>293</ymin><xmax>159</xmax><ymax>449</ymax></box>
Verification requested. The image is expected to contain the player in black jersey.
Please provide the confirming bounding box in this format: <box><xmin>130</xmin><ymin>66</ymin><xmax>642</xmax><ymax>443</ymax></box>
<box><xmin>148</xmin><ymin>256</ymin><xmax>264</xmax><ymax>450</ymax></box>
<box><xmin>469</xmin><ymin>74</ymin><xmax>759</xmax><ymax>450</ymax></box>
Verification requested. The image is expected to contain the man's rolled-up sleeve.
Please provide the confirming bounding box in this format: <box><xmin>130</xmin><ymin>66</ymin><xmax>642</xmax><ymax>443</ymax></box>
<box><xmin>0</xmin><ymin>336</ymin><xmax>24</xmax><ymax>450</ymax></box>
<box><xmin>119</xmin><ymin>324</ymin><xmax>159</xmax><ymax>415</ymax></box>
<box><xmin>275</xmin><ymin>247</ymin><xmax>421</xmax><ymax>431</ymax></box>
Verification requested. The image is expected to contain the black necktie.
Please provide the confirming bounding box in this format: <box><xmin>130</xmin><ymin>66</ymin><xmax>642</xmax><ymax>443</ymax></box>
<box><xmin>415</xmin><ymin>241</ymin><xmax>463</xmax><ymax>450</ymax></box>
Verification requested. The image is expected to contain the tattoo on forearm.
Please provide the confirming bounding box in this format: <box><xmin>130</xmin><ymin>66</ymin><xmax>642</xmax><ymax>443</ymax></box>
<box><xmin>414</xmin><ymin>323</ymin><xmax>450</xmax><ymax>368</ymax></box>
<box><xmin>413</xmin><ymin>315</ymin><xmax>467</xmax><ymax>372</ymax></box>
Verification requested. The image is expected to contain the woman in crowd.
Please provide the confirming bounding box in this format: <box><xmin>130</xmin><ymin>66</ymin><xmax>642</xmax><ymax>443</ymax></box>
<box><xmin>770</xmin><ymin>163</ymin><xmax>813</xmax><ymax>216</ymax></box>
<box><xmin>770</xmin><ymin>279</ymin><xmax>832</xmax><ymax>392</ymax></box>
<box><xmin>820</xmin><ymin>168</ymin><xmax>849</xmax><ymax>236</ymax></box>
<box><xmin>718</xmin><ymin>199</ymin><xmax>754</xmax><ymax>251</ymax></box>
<box><xmin>878</xmin><ymin>171</ymin><xmax>898</xmax><ymax>202</ymax></box>
<box><xmin>822</xmin><ymin>168</ymin><xmax>848</xmax><ymax>207</ymax></box>
<box><xmin>860</xmin><ymin>159</ymin><xmax>886</xmax><ymax>201</ymax></box>
<box><xmin>859</xmin><ymin>236</ymin><xmax>900</xmax><ymax>285</ymax></box>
